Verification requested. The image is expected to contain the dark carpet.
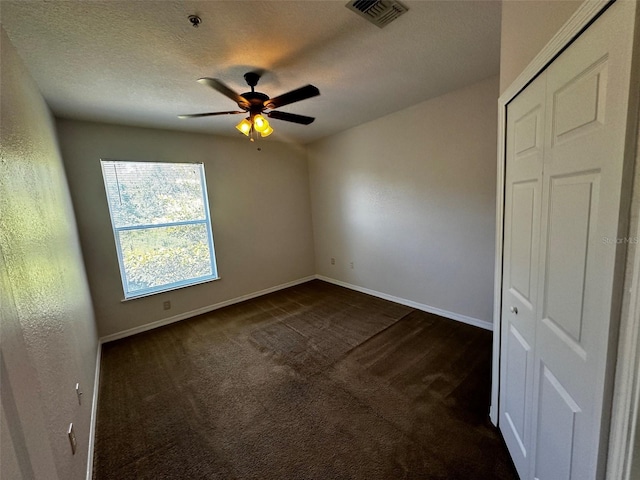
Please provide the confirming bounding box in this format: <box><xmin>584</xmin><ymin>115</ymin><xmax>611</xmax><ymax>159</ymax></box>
<box><xmin>93</xmin><ymin>280</ymin><xmax>517</xmax><ymax>479</ymax></box>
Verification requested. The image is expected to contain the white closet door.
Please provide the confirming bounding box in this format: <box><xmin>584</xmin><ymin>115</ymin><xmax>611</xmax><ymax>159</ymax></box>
<box><xmin>531</xmin><ymin>2</ymin><xmax>637</xmax><ymax>479</ymax></box>
<box><xmin>500</xmin><ymin>72</ymin><xmax>546</xmax><ymax>480</ymax></box>
<box><xmin>500</xmin><ymin>2</ymin><xmax>638</xmax><ymax>479</ymax></box>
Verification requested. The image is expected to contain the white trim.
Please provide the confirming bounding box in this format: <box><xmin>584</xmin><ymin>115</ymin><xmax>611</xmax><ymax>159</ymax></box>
<box><xmin>607</xmin><ymin>224</ymin><xmax>640</xmax><ymax>480</ymax></box>
<box><xmin>607</xmin><ymin>119</ymin><xmax>640</xmax><ymax>478</ymax></box>
<box><xmin>86</xmin><ymin>341</ymin><xmax>101</xmax><ymax>480</ymax></box>
<box><xmin>99</xmin><ymin>276</ymin><xmax>316</xmax><ymax>343</ymax></box>
<box><xmin>500</xmin><ymin>0</ymin><xmax>610</xmax><ymax>105</ymax></box>
<box><xmin>491</xmin><ymin>0</ymin><xmax>612</xmax><ymax>426</ymax></box>
<box><xmin>491</xmin><ymin>82</ymin><xmax>507</xmax><ymax>425</ymax></box>
<box><xmin>315</xmin><ymin>275</ymin><xmax>493</xmax><ymax>331</ymax></box>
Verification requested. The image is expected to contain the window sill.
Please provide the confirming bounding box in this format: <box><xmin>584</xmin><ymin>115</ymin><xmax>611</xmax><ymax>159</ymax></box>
<box><xmin>120</xmin><ymin>276</ymin><xmax>221</xmax><ymax>302</ymax></box>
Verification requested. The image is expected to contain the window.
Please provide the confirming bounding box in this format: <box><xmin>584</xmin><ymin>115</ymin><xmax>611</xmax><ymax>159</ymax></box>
<box><xmin>101</xmin><ymin>160</ymin><xmax>218</xmax><ymax>299</ymax></box>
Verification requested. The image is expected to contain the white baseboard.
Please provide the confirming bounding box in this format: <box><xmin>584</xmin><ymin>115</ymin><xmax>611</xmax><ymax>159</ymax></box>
<box><xmin>86</xmin><ymin>341</ymin><xmax>101</xmax><ymax>480</ymax></box>
<box><xmin>99</xmin><ymin>276</ymin><xmax>317</xmax><ymax>344</ymax></box>
<box><xmin>315</xmin><ymin>275</ymin><xmax>493</xmax><ymax>331</ymax></box>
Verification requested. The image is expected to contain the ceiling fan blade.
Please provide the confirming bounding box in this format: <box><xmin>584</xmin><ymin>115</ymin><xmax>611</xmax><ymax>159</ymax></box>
<box><xmin>178</xmin><ymin>111</ymin><xmax>245</xmax><ymax>119</ymax></box>
<box><xmin>267</xmin><ymin>111</ymin><xmax>315</xmax><ymax>125</ymax></box>
<box><xmin>264</xmin><ymin>84</ymin><xmax>320</xmax><ymax>109</ymax></box>
<box><xmin>197</xmin><ymin>78</ymin><xmax>250</xmax><ymax>109</ymax></box>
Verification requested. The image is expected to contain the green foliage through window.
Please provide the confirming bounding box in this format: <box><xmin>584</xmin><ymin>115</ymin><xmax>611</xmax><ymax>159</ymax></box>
<box><xmin>101</xmin><ymin>160</ymin><xmax>218</xmax><ymax>298</ymax></box>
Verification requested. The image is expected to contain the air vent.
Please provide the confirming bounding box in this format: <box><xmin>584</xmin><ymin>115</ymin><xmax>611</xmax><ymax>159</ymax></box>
<box><xmin>346</xmin><ymin>0</ymin><xmax>408</xmax><ymax>28</ymax></box>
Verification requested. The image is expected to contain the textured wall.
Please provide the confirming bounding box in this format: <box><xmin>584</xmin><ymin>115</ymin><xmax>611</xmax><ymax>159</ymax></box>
<box><xmin>308</xmin><ymin>76</ymin><xmax>499</xmax><ymax>325</ymax></box>
<box><xmin>56</xmin><ymin>120</ymin><xmax>315</xmax><ymax>338</ymax></box>
<box><xmin>500</xmin><ymin>0</ymin><xmax>582</xmax><ymax>93</ymax></box>
<box><xmin>0</xmin><ymin>27</ymin><xmax>98</xmax><ymax>480</ymax></box>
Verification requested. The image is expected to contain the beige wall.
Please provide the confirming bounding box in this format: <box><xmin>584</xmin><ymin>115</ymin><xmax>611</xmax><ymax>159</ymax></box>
<box><xmin>308</xmin><ymin>76</ymin><xmax>499</xmax><ymax>325</ymax></box>
<box><xmin>0</xmin><ymin>28</ymin><xmax>98</xmax><ymax>480</ymax></box>
<box><xmin>56</xmin><ymin>120</ymin><xmax>315</xmax><ymax>337</ymax></box>
<box><xmin>500</xmin><ymin>0</ymin><xmax>582</xmax><ymax>93</ymax></box>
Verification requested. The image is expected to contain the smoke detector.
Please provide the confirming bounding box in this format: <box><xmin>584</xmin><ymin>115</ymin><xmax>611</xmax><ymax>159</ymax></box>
<box><xmin>346</xmin><ymin>0</ymin><xmax>408</xmax><ymax>28</ymax></box>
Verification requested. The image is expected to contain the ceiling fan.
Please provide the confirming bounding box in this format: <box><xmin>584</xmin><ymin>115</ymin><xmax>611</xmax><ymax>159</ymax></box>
<box><xmin>179</xmin><ymin>72</ymin><xmax>320</xmax><ymax>139</ymax></box>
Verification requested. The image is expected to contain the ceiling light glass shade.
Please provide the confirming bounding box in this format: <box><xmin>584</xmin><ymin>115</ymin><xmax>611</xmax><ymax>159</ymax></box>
<box><xmin>236</xmin><ymin>118</ymin><xmax>252</xmax><ymax>136</ymax></box>
<box><xmin>260</xmin><ymin>125</ymin><xmax>274</xmax><ymax>137</ymax></box>
<box><xmin>253</xmin><ymin>114</ymin><xmax>269</xmax><ymax>133</ymax></box>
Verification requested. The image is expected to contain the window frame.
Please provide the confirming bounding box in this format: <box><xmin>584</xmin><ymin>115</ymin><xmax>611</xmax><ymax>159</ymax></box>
<box><xmin>100</xmin><ymin>159</ymin><xmax>219</xmax><ymax>300</ymax></box>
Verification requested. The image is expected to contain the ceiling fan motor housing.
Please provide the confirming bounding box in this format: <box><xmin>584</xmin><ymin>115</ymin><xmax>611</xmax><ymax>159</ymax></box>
<box><xmin>241</xmin><ymin>91</ymin><xmax>270</xmax><ymax>116</ymax></box>
<box><xmin>241</xmin><ymin>73</ymin><xmax>270</xmax><ymax>117</ymax></box>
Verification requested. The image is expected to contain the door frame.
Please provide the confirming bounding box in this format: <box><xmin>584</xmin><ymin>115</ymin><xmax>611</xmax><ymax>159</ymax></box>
<box><xmin>491</xmin><ymin>1</ymin><xmax>640</xmax><ymax>478</ymax></box>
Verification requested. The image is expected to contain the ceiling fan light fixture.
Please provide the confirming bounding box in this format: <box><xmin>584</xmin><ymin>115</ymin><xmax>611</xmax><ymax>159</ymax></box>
<box><xmin>236</xmin><ymin>118</ymin><xmax>252</xmax><ymax>136</ymax></box>
<box><xmin>253</xmin><ymin>114</ymin><xmax>269</xmax><ymax>133</ymax></box>
<box><xmin>260</xmin><ymin>125</ymin><xmax>274</xmax><ymax>137</ymax></box>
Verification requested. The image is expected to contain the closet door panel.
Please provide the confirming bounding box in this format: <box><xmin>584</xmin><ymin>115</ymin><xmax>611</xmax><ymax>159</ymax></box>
<box><xmin>499</xmin><ymin>3</ymin><xmax>638</xmax><ymax>478</ymax></box>
<box><xmin>542</xmin><ymin>173</ymin><xmax>599</xmax><ymax>348</ymax></box>
<box><xmin>500</xmin><ymin>73</ymin><xmax>546</xmax><ymax>480</ymax></box>
<box><xmin>531</xmin><ymin>2</ymin><xmax>637</xmax><ymax>479</ymax></box>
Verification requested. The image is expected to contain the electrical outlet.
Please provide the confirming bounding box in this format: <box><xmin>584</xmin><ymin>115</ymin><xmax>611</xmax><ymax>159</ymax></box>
<box><xmin>163</xmin><ymin>300</ymin><xmax>171</xmax><ymax>310</ymax></box>
<box><xmin>350</xmin><ymin>262</ymin><xmax>354</xmax><ymax>269</ymax></box>
<box><xmin>68</xmin><ymin>423</ymin><xmax>77</xmax><ymax>455</ymax></box>
<box><xmin>331</xmin><ymin>257</ymin><xmax>335</xmax><ymax>265</ymax></box>
<box><xmin>75</xmin><ymin>383</ymin><xmax>83</xmax><ymax>405</ymax></box>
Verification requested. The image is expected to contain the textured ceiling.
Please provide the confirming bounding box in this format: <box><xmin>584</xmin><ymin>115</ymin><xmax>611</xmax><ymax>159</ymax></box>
<box><xmin>0</xmin><ymin>1</ymin><xmax>501</xmax><ymax>144</ymax></box>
